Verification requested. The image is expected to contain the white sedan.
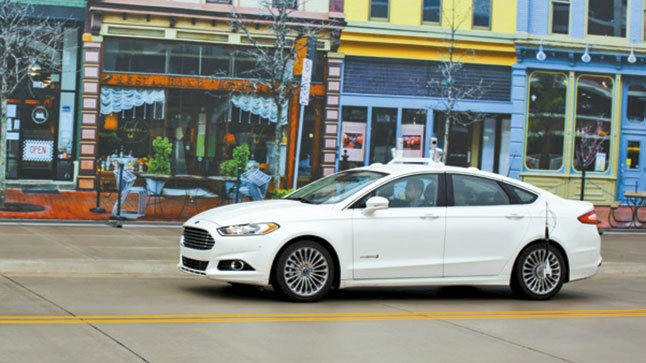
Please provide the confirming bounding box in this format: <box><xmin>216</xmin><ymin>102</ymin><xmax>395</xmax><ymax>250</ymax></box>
<box><xmin>179</xmin><ymin>159</ymin><xmax>601</xmax><ymax>302</ymax></box>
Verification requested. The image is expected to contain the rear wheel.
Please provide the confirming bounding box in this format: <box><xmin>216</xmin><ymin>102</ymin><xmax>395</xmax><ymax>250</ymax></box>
<box><xmin>273</xmin><ymin>241</ymin><xmax>334</xmax><ymax>302</ymax></box>
<box><xmin>511</xmin><ymin>244</ymin><xmax>565</xmax><ymax>300</ymax></box>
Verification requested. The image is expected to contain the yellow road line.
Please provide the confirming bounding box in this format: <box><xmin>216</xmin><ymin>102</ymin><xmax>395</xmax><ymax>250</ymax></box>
<box><xmin>1</xmin><ymin>311</ymin><xmax>645</xmax><ymax>324</ymax></box>
<box><xmin>2</xmin><ymin>309</ymin><xmax>646</xmax><ymax>320</ymax></box>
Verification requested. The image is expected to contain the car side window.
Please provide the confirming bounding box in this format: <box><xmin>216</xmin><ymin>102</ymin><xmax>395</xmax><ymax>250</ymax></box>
<box><xmin>508</xmin><ymin>185</ymin><xmax>538</xmax><ymax>204</ymax></box>
<box><xmin>355</xmin><ymin>174</ymin><xmax>440</xmax><ymax>208</ymax></box>
<box><xmin>451</xmin><ymin>174</ymin><xmax>510</xmax><ymax>206</ymax></box>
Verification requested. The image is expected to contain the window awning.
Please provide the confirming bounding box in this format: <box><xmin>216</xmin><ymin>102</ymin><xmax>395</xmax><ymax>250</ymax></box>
<box><xmin>100</xmin><ymin>87</ymin><xmax>165</xmax><ymax>117</ymax></box>
<box><xmin>231</xmin><ymin>94</ymin><xmax>288</xmax><ymax>125</ymax></box>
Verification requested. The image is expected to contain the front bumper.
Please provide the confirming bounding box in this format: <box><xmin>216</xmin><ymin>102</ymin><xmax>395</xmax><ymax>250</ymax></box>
<box><xmin>178</xmin><ymin>225</ymin><xmax>274</xmax><ymax>286</ymax></box>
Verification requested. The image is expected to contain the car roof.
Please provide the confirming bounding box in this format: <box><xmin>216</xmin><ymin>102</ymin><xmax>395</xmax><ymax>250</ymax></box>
<box><xmin>352</xmin><ymin>162</ymin><xmax>548</xmax><ymax>195</ymax></box>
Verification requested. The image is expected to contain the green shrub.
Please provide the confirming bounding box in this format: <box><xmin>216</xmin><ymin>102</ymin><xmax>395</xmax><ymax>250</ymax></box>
<box><xmin>220</xmin><ymin>144</ymin><xmax>250</xmax><ymax>177</ymax></box>
<box><xmin>268</xmin><ymin>188</ymin><xmax>293</xmax><ymax>199</ymax></box>
<box><xmin>145</xmin><ymin>137</ymin><xmax>172</xmax><ymax>175</ymax></box>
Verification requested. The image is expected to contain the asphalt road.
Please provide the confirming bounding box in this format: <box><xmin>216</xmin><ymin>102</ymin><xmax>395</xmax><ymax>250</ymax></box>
<box><xmin>0</xmin><ymin>224</ymin><xmax>645</xmax><ymax>362</ymax></box>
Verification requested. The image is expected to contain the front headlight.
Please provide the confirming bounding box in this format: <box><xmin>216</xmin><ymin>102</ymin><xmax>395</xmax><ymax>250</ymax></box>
<box><xmin>217</xmin><ymin>223</ymin><xmax>279</xmax><ymax>236</ymax></box>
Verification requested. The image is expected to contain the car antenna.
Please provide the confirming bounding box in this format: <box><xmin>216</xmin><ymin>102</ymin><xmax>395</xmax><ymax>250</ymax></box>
<box><xmin>544</xmin><ymin>201</ymin><xmax>552</xmax><ymax>277</ymax></box>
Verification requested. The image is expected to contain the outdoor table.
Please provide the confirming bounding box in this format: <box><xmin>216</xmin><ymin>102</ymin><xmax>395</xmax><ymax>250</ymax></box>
<box><xmin>170</xmin><ymin>175</ymin><xmax>207</xmax><ymax>217</ymax></box>
<box><xmin>137</xmin><ymin>173</ymin><xmax>172</xmax><ymax>216</ymax></box>
<box><xmin>623</xmin><ymin>191</ymin><xmax>646</xmax><ymax>227</ymax></box>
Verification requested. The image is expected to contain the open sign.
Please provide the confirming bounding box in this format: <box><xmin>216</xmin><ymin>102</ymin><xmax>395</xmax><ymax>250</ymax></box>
<box><xmin>23</xmin><ymin>140</ymin><xmax>54</xmax><ymax>162</ymax></box>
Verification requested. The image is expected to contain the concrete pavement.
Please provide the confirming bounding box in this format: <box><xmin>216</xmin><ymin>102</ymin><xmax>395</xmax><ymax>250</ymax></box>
<box><xmin>0</xmin><ymin>222</ymin><xmax>645</xmax><ymax>276</ymax></box>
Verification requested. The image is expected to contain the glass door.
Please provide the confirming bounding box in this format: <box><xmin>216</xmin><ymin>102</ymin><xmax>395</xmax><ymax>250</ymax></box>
<box><xmin>18</xmin><ymin>96</ymin><xmax>59</xmax><ymax>179</ymax></box>
<box><xmin>618</xmin><ymin>135</ymin><xmax>646</xmax><ymax>201</ymax></box>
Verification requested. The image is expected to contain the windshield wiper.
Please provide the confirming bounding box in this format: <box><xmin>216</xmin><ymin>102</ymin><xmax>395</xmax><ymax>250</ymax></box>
<box><xmin>286</xmin><ymin>197</ymin><xmax>314</xmax><ymax>204</ymax></box>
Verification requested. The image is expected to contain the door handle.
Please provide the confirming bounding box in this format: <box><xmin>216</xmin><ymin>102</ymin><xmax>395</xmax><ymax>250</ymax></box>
<box><xmin>505</xmin><ymin>213</ymin><xmax>524</xmax><ymax>220</ymax></box>
<box><xmin>420</xmin><ymin>213</ymin><xmax>440</xmax><ymax>220</ymax></box>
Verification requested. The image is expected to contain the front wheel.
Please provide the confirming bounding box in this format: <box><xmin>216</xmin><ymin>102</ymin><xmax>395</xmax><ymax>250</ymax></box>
<box><xmin>273</xmin><ymin>241</ymin><xmax>334</xmax><ymax>302</ymax></box>
<box><xmin>511</xmin><ymin>244</ymin><xmax>565</xmax><ymax>300</ymax></box>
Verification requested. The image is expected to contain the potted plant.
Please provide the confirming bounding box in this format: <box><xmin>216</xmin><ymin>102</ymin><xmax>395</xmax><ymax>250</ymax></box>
<box><xmin>144</xmin><ymin>136</ymin><xmax>172</xmax><ymax>195</ymax></box>
<box><xmin>220</xmin><ymin>144</ymin><xmax>250</xmax><ymax>197</ymax></box>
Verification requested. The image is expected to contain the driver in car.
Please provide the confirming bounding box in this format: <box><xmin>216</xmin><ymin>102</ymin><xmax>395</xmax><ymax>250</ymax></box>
<box><xmin>404</xmin><ymin>179</ymin><xmax>424</xmax><ymax>207</ymax></box>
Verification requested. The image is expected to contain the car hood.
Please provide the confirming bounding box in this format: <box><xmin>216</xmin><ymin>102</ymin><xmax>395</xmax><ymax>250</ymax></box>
<box><xmin>186</xmin><ymin>199</ymin><xmax>331</xmax><ymax>227</ymax></box>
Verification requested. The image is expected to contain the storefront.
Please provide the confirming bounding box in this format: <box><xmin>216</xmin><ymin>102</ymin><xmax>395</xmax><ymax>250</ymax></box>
<box><xmin>95</xmin><ymin>38</ymin><xmax>326</xmax><ymax>181</ymax></box>
<box><xmin>5</xmin><ymin>27</ymin><xmax>81</xmax><ymax>182</ymax></box>
<box><xmin>338</xmin><ymin>56</ymin><xmax>513</xmax><ymax>174</ymax></box>
<box><xmin>78</xmin><ymin>0</ymin><xmax>343</xmax><ymax>190</ymax></box>
<box><xmin>512</xmin><ymin>46</ymin><xmax>646</xmax><ymax>204</ymax></box>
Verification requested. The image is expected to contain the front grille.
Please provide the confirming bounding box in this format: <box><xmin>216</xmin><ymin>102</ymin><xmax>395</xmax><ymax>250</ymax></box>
<box><xmin>183</xmin><ymin>227</ymin><xmax>215</xmax><ymax>250</ymax></box>
<box><xmin>182</xmin><ymin>256</ymin><xmax>209</xmax><ymax>271</ymax></box>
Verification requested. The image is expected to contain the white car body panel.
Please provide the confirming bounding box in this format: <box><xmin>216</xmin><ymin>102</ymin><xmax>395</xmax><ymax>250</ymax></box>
<box><xmin>178</xmin><ymin>162</ymin><xmax>602</xmax><ymax>295</ymax></box>
<box><xmin>352</xmin><ymin>205</ymin><xmax>445</xmax><ymax>279</ymax></box>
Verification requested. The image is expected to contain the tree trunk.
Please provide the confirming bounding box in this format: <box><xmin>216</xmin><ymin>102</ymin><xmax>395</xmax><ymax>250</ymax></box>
<box><xmin>0</xmin><ymin>98</ymin><xmax>7</xmax><ymax>208</ymax></box>
<box><xmin>443</xmin><ymin>115</ymin><xmax>451</xmax><ymax>162</ymax></box>
<box><xmin>272</xmin><ymin>104</ymin><xmax>284</xmax><ymax>189</ymax></box>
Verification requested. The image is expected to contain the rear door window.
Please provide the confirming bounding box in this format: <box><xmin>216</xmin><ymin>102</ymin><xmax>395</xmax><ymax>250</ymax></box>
<box><xmin>451</xmin><ymin>174</ymin><xmax>510</xmax><ymax>206</ymax></box>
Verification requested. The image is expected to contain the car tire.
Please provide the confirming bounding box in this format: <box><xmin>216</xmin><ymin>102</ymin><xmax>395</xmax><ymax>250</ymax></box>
<box><xmin>273</xmin><ymin>241</ymin><xmax>334</xmax><ymax>302</ymax></box>
<box><xmin>511</xmin><ymin>243</ymin><xmax>566</xmax><ymax>300</ymax></box>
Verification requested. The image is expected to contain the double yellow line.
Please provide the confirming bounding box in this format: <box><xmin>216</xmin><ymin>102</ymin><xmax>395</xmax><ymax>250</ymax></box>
<box><xmin>1</xmin><ymin>309</ymin><xmax>645</xmax><ymax>325</ymax></box>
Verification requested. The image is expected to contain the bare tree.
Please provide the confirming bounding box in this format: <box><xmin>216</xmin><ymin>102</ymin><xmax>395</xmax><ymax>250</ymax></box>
<box><xmin>427</xmin><ymin>0</ymin><xmax>489</xmax><ymax>161</ymax></box>
<box><xmin>574</xmin><ymin>121</ymin><xmax>606</xmax><ymax>200</ymax></box>
<box><xmin>0</xmin><ymin>0</ymin><xmax>65</xmax><ymax>208</ymax></box>
<box><xmin>229</xmin><ymin>0</ymin><xmax>336</xmax><ymax>188</ymax></box>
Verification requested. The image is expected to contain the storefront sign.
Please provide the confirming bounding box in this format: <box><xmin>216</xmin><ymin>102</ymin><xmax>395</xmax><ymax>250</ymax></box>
<box><xmin>595</xmin><ymin>152</ymin><xmax>607</xmax><ymax>171</ymax></box>
<box><xmin>401</xmin><ymin>124</ymin><xmax>424</xmax><ymax>157</ymax></box>
<box><xmin>299</xmin><ymin>58</ymin><xmax>312</xmax><ymax>106</ymax></box>
<box><xmin>7</xmin><ymin>104</ymin><xmax>17</xmax><ymax>118</ymax></box>
<box><xmin>32</xmin><ymin>106</ymin><xmax>49</xmax><ymax>124</ymax></box>
<box><xmin>341</xmin><ymin>122</ymin><xmax>366</xmax><ymax>162</ymax></box>
<box><xmin>101</xmin><ymin>73</ymin><xmax>327</xmax><ymax>95</ymax></box>
<box><xmin>23</xmin><ymin>140</ymin><xmax>54</xmax><ymax>162</ymax></box>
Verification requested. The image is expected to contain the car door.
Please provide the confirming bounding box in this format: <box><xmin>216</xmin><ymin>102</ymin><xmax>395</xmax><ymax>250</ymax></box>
<box><xmin>444</xmin><ymin>173</ymin><xmax>531</xmax><ymax>277</ymax></box>
<box><xmin>351</xmin><ymin>173</ymin><xmax>446</xmax><ymax>279</ymax></box>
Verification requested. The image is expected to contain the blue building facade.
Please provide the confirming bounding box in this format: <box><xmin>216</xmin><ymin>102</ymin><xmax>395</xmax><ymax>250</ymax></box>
<box><xmin>512</xmin><ymin>0</ymin><xmax>646</xmax><ymax>204</ymax></box>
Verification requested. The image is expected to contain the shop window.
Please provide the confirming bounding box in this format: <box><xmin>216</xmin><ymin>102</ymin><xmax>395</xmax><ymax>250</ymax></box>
<box><xmin>627</xmin><ymin>85</ymin><xmax>646</xmax><ymax>124</ymax></box>
<box><xmin>472</xmin><ymin>0</ymin><xmax>491</xmax><ymax>29</ymax></box>
<box><xmin>233</xmin><ymin>53</ymin><xmax>261</xmax><ymax>79</ymax></box>
<box><xmin>370</xmin><ymin>108</ymin><xmax>397</xmax><ymax>164</ymax></box>
<box><xmin>272</xmin><ymin>0</ymin><xmax>297</xmax><ymax>8</ymax></box>
<box><xmin>573</xmin><ymin>75</ymin><xmax>613</xmax><ymax>173</ymax></box>
<box><xmin>422</xmin><ymin>0</ymin><xmax>441</xmax><ymax>24</ymax></box>
<box><xmin>525</xmin><ymin>72</ymin><xmax>568</xmax><ymax>171</ymax></box>
<box><xmin>370</xmin><ymin>0</ymin><xmax>389</xmax><ymax>20</ymax></box>
<box><xmin>588</xmin><ymin>0</ymin><xmax>627</xmax><ymax>37</ymax></box>
<box><xmin>340</xmin><ymin>106</ymin><xmax>368</xmax><ymax>169</ymax></box>
<box><xmin>201</xmin><ymin>46</ymin><xmax>231</xmax><ymax>77</ymax></box>
<box><xmin>102</xmin><ymin>38</ymin><xmax>166</xmax><ymax>74</ymax></box>
<box><xmin>402</xmin><ymin>109</ymin><xmax>426</xmax><ymax>157</ymax></box>
<box><xmin>551</xmin><ymin>0</ymin><xmax>570</xmax><ymax>34</ymax></box>
<box><xmin>169</xmin><ymin>44</ymin><xmax>200</xmax><ymax>76</ymax></box>
<box><xmin>627</xmin><ymin>141</ymin><xmax>640</xmax><ymax>169</ymax></box>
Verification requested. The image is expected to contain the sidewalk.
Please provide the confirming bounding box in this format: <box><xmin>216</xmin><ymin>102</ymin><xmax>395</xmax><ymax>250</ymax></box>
<box><xmin>0</xmin><ymin>187</ymin><xmax>645</xmax><ymax>231</ymax></box>
<box><xmin>0</xmin><ymin>224</ymin><xmax>644</xmax><ymax>276</ymax></box>
<box><xmin>0</xmin><ymin>188</ymin><xmax>223</xmax><ymax>222</ymax></box>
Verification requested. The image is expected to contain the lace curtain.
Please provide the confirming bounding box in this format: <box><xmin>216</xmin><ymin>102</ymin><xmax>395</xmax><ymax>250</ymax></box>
<box><xmin>100</xmin><ymin>87</ymin><xmax>165</xmax><ymax>118</ymax></box>
<box><xmin>231</xmin><ymin>94</ymin><xmax>288</xmax><ymax>125</ymax></box>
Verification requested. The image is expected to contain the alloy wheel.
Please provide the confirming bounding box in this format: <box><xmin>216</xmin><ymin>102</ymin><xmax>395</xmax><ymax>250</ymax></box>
<box><xmin>283</xmin><ymin>247</ymin><xmax>329</xmax><ymax>297</ymax></box>
<box><xmin>522</xmin><ymin>249</ymin><xmax>562</xmax><ymax>296</ymax></box>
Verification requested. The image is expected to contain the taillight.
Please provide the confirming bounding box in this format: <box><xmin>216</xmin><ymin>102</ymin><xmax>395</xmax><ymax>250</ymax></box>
<box><xmin>578</xmin><ymin>211</ymin><xmax>598</xmax><ymax>224</ymax></box>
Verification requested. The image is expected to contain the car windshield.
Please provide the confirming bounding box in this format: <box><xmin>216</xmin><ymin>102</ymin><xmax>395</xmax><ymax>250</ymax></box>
<box><xmin>286</xmin><ymin>170</ymin><xmax>386</xmax><ymax>204</ymax></box>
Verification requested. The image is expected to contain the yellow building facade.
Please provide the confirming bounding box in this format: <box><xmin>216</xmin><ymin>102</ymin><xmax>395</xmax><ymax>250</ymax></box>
<box><xmin>335</xmin><ymin>0</ymin><xmax>518</xmax><ymax>175</ymax></box>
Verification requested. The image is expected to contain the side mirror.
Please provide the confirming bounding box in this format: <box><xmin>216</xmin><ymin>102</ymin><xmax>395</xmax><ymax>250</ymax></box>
<box><xmin>362</xmin><ymin>196</ymin><xmax>389</xmax><ymax>215</ymax></box>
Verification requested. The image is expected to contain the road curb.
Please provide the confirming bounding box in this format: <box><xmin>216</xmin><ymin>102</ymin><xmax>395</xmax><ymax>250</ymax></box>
<box><xmin>0</xmin><ymin>260</ymin><xmax>182</xmax><ymax>276</ymax></box>
<box><xmin>598</xmin><ymin>262</ymin><xmax>646</xmax><ymax>276</ymax></box>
